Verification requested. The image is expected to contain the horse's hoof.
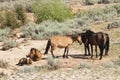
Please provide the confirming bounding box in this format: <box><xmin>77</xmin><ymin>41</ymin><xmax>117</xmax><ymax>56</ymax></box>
<box><xmin>88</xmin><ymin>54</ymin><xmax>91</xmax><ymax>56</ymax></box>
<box><xmin>105</xmin><ymin>54</ymin><xmax>108</xmax><ymax>56</ymax></box>
<box><xmin>99</xmin><ymin>57</ymin><xmax>102</xmax><ymax>60</ymax></box>
<box><xmin>91</xmin><ymin>56</ymin><xmax>93</xmax><ymax>59</ymax></box>
<box><xmin>85</xmin><ymin>54</ymin><xmax>87</xmax><ymax>56</ymax></box>
<box><xmin>66</xmin><ymin>56</ymin><xmax>69</xmax><ymax>58</ymax></box>
<box><xmin>63</xmin><ymin>55</ymin><xmax>65</xmax><ymax>58</ymax></box>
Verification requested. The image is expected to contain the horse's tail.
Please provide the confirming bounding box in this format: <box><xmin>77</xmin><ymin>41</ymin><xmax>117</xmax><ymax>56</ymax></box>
<box><xmin>105</xmin><ymin>33</ymin><xmax>109</xmax><ymax>55</ymax></box>
<box><xmin>99</xmin><ymin>34</ymin><xmax>104</xmax><ymax>60</ymax></box>
<box><xmin>44</xmin><ymin>39</ymin><xmax>51</xmax><ymax>55</ymax></box>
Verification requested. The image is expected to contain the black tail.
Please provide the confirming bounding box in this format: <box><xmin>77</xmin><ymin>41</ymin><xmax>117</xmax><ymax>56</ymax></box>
<box><xmin>105</xmin><ymin>34</ymin><xmax>109</xmax><ymax>55</ymax></box>
<box><xmin>44</xmin><ymin>39</ymin><xmax>51</xmax><ymax>55</ymax></box>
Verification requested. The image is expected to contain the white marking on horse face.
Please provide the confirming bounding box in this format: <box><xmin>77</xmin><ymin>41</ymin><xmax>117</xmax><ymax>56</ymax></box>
<box><xmin>27</xmin><ymin>57</ymin><xmax>30</xmax><ymax>60</ymax></box>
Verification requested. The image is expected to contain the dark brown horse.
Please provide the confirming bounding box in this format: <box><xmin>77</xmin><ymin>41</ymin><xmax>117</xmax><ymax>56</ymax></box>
<box><xmin>44</xmin><ymin>34</ymin><xmax>82</xmax><ymax>58</ymax></box>
<box><xmin>80</xmin><ymin>30</ymin><xmax>109</xmax><ymax>60</ymax></box>
<box><xmin>79</xmin><ymin>33</ymin><xmax>90</xmax><ymax>56</ymax></box>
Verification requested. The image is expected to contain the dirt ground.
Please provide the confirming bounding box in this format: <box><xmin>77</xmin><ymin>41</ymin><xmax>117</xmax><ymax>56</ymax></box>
<box><xmin>0</xmin><ymin>38</ymin><xmax>113</xmax><ymax>70</ymax></box>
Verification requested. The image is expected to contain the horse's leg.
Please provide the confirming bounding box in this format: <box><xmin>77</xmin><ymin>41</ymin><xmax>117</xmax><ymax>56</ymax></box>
<box><xmin>66</xmin><ymin>47</ymin><xmax>69</xmax><ymax>58</ymax></box>
<box><xmin>95</xmin><ymin>45</ymin><xmax>98</xmax><ymax>58</ymax></box>
<box><xmin>105</xmin><ymin>45</ymin><xmax>108</xmax><ymax>55</ymax></box>
<box><xmin>91</xmin><ymin>44</ymin><xmax>93</xmax><ymax>59</ymax></box>
<box><xmin>50</xmin><ymin>46</ymin><xmax>55</xmax><ymax>58</ymax></box>
<box><xmin>99</xmin><ymin>45</ymin><xmax>104</xmax><ymax>60</ymax></box>
<box><xmin>84</xmin><ymin>44</ymin><xmax>87</xmax><ymax>56</ymax></box>
<box><xmin>87</xmin><ymin>44</ymin><xmax>90</xmax><ymax>56</ymax></box>
<box><xmin>63</xmin><ymin>47</ymin><xmax>67</xmax><ymax>58</ymax></box>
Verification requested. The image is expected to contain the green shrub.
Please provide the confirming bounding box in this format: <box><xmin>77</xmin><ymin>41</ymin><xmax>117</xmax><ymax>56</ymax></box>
<box><xmin>0</xmin><ymin>59</ymin><xmax>9</xmax><ymax>69</ymax></box>
<box><xmin>98</xmin><ymin>0</ymin><xmax>111</xmax><ymax>4</ymax></box>
<box><xmin>2</xmin><ymin>39</ymin><xmax>18</xmax><ymax>50</ymax></box>
<box><xmin>31</xmin><ymin>0</ymin><xmax>73</xmax><ymax>23</ymax></box>
<box><xmin>0</xmin><ymin>28</ymin><xmax>11</xmax><ymax>42</ymax></box>
<box><xmin>47</xmin><ymin>57</ymin><xmax>61</xmax><ymax>70</ymax></box>
<box><xmin>114</xmin><ymin>58</ymin><xmax>120</xmax><ymax>66</ymax></box>
<box><xmin>107</xmin><ymin>20</ymin><xmax>120</xmax><ymax>29</ymax></box>
<box><xmin>76</xmin><ymin>61</ymin><xmax>92</xmax><ymax>69</ymax></box>
<box><xmin>15</xmin><ymin>4</ymin><xmax>26</xmax><ymax>24</ymax></box>
<box><xmin>112</xmin><ymin>5</ymin><xmax>120</xmax><ymax>16</ymax></box>
<box><xmin>0</xmin><ymin>12</ymin><xmax>6</xmax><ymax>28</ymax></box>
<box><xmin>4</xmin><ymin>10</ymin><xmax>17</xmax><ymax>29</ymax></box>
<box><xmin>83</xmin><ymin>0</ymin><xmax>96</xmax><ymax>5</ymax></box>
<box><xmin>76</xmin><ymin>4</ymin><xmax>120</xmax><ymax>22</ymax></box>
<box><xmin>21</xmin><ymin>19</ymin><xmax>86</xmax><ymax>40</ymax></box>
<box><xmin>101</xmin><ymin>61</ymin><xmax>114</xmax><ymax>68</ymax></box>
<box><xmin>114</xmin><ymin>0</ymin><xmax>120</xmax><ymax>3</ymax></box>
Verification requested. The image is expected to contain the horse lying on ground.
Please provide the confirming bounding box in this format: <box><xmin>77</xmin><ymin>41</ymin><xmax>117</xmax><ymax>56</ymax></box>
<box><xmin>44</xmin><ymin>34</ymin><xmax>82</xmax><ymax>58</ymax></box>
<box><xmin>79</xmin><ymin>30</ymin><xmax>109</xmax><ymax>60</ymax></box>
<box><xmin>16</xmin><ymin>57</ymin><xmax>32</xmax><ymax>66</ymax></box>
<box><xmin>26</xmin><ymin>48</ymin><xmax>42</xmax><ymax>61</ymax></box>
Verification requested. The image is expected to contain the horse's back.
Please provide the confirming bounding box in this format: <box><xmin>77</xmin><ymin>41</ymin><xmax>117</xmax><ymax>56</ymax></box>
<box><xmin>50</xmin><ymin>36</ymin><xmax>73</xmax><ymax>48</ymax></box>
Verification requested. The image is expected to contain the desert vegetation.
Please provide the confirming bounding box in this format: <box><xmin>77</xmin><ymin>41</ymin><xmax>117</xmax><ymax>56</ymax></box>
<box><xmin>0</xmin><ymin>0</ymin><xmax>120</xmax><ymax>80</ymax></box>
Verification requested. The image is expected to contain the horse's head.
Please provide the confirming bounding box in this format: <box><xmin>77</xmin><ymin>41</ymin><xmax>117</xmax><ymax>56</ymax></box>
<box><xmin>26</xmin><ymin>48</ymin><xmax>36</xmax><ymax>59</ymax></box>
<box><xmin>76</xmin><ymin>35</ymin><xmax>82</xmax><ymax>45</ymax></box>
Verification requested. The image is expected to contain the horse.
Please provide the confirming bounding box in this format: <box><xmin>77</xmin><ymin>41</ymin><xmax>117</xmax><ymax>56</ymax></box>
<box><xmin>79</xmin><ymin>33</ymin><xmax>90</xmax><ymax>56</ymax></box>
<box><xmin>44</xmin><ymin>34</ymin><xmax>82</xmax><ymax>58</ymax></box>
<box><xmin>16</xmin><ymin>57</ymin><xmax>32</xmax><ymax>66</ymax></box>
<box><xmin>80</xmin><ymin>30</ymin><xmax>109</xmax><ymax>60</ymax></box>
<box><xmin>26</xmin><ymin>48</ymin><xmax>42</xmax><ymax>61</ymax></box>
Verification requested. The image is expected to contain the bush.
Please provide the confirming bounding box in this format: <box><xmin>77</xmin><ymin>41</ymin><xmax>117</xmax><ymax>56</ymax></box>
<box><xmin>47</xmin><ymin>57</ymin><xmax>61</xmax><ymax>70</ymax></box>
<box><xmin>76</xmin><ymin>61</ymin><xmax>92</xmax><ymax>69</ymax></box>
<box><xmin>2</xmin><ymin>39</ymin><xmax>18</xmax><ymax>50</ymax></box>
<box><xmin>0</xmin><ymin>28</ymin><xmax>11</xmax><ymax>42</ymax></box>
<box><xmin>31</xmin><ymin>0</ymin><xmax>73</xmax><ymax>23</ymax></box>
<box><xmin>101</xmin><ymin>61</ymin><xmax>114</xmax><ymax>68</ymax></box>
<box><xmin>83</xmin><ymin>0</ymin><xmax>96</xmax><ymax>5</ymax></box>
<box><xmin>114</xmin><ymin>58</ymin><xmax>120</xmax><ymax>66</ymax></box>
<box><xmin>0</xmin><ymin>59</ymin><xmax>9</xmax><ymax>69</ymax></box>
<box><xmin>15</xmin><ymin>4</ymin><xmax>26</xmax><ymax>25</ymax></box>
<box><xmin>21</xmin><ymin>18</ymin><xmax>87</xmax><ymax>40</ymax></box>
<box><xmin>0</xmin><ymin>12</ymin><xmax>6</xmax><ymax>28</ymax></box>
<box><xmin>76</xmin><ymin>4</ymin><xmax>120</xmax><ymax>22</ymax></box>
<box><xmin>4</xmin><ymin>10</ymin><xmax>18</xmax><ymax>29</ymax></box>
<box><xmin>112</xmin><ymin>5</ymin><xmax>120</xmax><ymax>16</ymax></box>
<box><xmin>107</xmin><ymin>20</ymin><xmax>120</xmax><ymax>29</ymax></box>
<box><xmin>98</xmin><ymin>0</ymin><xmax>111</xmax><ymax>4</ymax></box>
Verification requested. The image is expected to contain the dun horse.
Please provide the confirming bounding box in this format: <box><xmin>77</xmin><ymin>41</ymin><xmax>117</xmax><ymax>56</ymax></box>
<box><xmin>80</xmin><ymin>30</ymin><xmax>109</xmax><ymax>60</ymax></box>
<box><xmin>44</xmin><ymin>35</ymin><xmax>82</xmax><ymax>58</ymax></box>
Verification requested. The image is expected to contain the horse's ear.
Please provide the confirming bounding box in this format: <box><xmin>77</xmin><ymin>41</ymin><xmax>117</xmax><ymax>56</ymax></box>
<box><xmin>26</xmin><ymin>55</ymin><xmax>29</xmax><ymax>57</ymax></box>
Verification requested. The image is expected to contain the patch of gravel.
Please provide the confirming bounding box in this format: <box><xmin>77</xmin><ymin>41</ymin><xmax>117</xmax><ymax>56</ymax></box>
<box><xmin>6</xmin><ymin>67</ymin><xmax>120</xmax><ymax>80</ymax></box>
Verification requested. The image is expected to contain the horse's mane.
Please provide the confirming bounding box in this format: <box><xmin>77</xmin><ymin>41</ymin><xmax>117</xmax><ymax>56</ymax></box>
<box><xmin>85</xmin><ymin>30</ymin><xmax>95</xmax><ymax>37</ymax></box>
<box><xmin>65</xmin><ymin>34</ymin><xmax>78</xmax><ymax>41</ymax></box>
<box><xmin>86</xmin><ymin>30</ymin><xmax>95</xmax><ymax>34</ymax></box>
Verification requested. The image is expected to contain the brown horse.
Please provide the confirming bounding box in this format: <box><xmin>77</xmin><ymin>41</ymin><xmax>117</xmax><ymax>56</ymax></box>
<box><xmin>26</xmin><ymin>48</ymin><xmax>42</xmax><ymax>61</ymax></box>
<box><xmin>44</xmin><ymin>34</ymin><xmax>82</xmax><ymax>58</ymax></box>
<box><xmin>80</xmin><ymin>30</ymin><xmax>109</xmax><ymax>60</ymax></box>
<box><xmin>79</xmin><ymin>33</ymin><xmax>90</xmax><ymax>56</ymax></box>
